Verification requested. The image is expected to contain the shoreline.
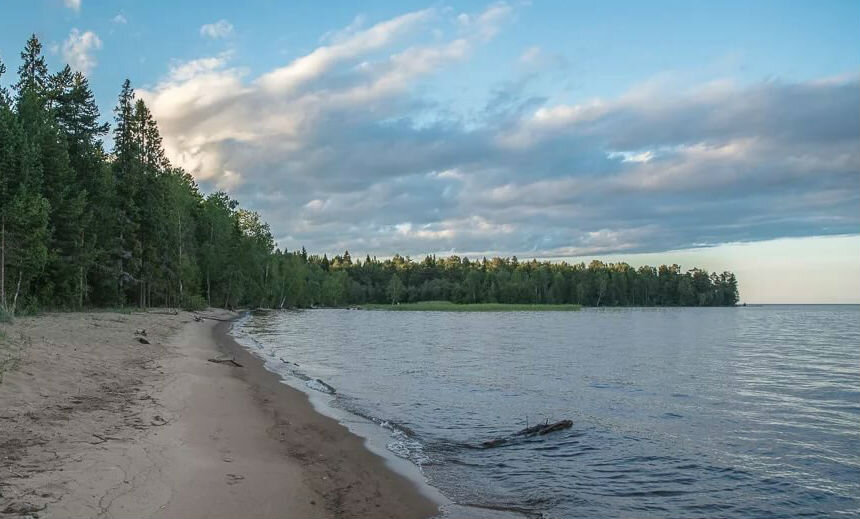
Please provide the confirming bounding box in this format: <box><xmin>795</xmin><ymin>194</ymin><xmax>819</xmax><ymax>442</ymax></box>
<box><xmin>227</xmin><ymin>310</ymin><xmax>529</xmax><ymax>519</ymax></box>
<box><xmin>0</xmin><ymin>309</ymin><xmax>439</xmax><ymax>518</ymax></box>
<box><xmin>208</xmin><ymin>315</ymin><xmax>444</xmax><ymax>518</ymax></box>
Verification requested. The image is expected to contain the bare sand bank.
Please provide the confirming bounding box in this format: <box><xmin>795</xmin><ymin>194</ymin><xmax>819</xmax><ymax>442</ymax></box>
<box><xmin>0</xmin><ymin>310</ymin><xmax>439</xmax><ymax>518</ymax></box>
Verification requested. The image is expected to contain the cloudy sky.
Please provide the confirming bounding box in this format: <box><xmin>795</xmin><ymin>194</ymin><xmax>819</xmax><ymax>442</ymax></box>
<box><xmin>2</xmin><ymin>1</ymin><xmax>859</xmax><ymax>303</ymax></box>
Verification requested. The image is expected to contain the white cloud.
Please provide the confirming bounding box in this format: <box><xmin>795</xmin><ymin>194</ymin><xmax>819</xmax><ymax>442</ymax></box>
<box><xmin>258</xmin><ymin>8</ymin><xmax>436</xmax><ymax>93</ymax></box>
<box><xmin>200</xmin><ymin>19</ymin><xmax>234</xmax><ymax>39</ymax></box>
<box><xmin>62</xmin><ymin>29</ymin><xmax>102</xmax><ymax>74</ymax></box>
<box><xmin>63</xmin><ymin>0</ymin><xmax>81</xmax><ymax>12</ymax></box>
<box><xmin>112</xmin><ymin>14</ymin><xmax>127</xmax><ymax>24</ymax></box>
<box><xmin>167</xmin><ymin>53</ymin><xmax>232</xmax><ymax>81</ymax></box>
<box><xmin>138</xmin><ymin>4</ymin><xmax>859</xmax><ymax>259</ymax></box>
<box><xmin>456</xmin><ymin>2</ymin><xmax>513</xmax><ymax>41</ymax></box>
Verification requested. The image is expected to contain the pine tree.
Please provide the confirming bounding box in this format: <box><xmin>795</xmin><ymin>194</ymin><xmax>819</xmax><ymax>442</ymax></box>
<box><xmin>111</xmin><ymin>79</ymin><xmax>142</xmax><ymax>304</ymax></box>
<box><xmin>15</xmin><ymin>34</ymin><xmax>49</xmax><ymax>99</ymax></box>
<box><xmin>0</xmin><ymin>61</ymin><xmax>50</xmax><ymax>314</ymax></box>
<box><xmin>49</xmin><ymin>66</ymin><xmax>111</xmax><ymax>306</ymax></box>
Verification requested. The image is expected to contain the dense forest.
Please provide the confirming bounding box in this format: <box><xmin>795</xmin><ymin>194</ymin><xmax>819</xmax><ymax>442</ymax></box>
<box><xmin>0</xmin><ymin>35</ymin><xmax>738</xmax><ymax>317</ymax></box>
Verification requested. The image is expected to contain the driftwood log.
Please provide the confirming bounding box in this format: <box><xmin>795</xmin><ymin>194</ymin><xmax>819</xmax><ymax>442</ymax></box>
<box><xmin>194</xmin><ymin>313</ymin><xmax>233</xmax><ymax>322</ymax></box>
<box><xmin>207</xmin><ymin>357</ymin><xmax>244</xmax><ymax>368</ymax></box>
<box><xmin>481</xmin><ymin>419</ymin><xmax>573</xmax><ymax>448</ymax></box>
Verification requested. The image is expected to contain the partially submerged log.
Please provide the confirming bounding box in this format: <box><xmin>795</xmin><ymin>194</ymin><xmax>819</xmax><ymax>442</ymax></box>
<box><xmin>481</xmin><ymin>419</ymin><xmax>573</xmax><ymax>448</ymax></box>
<box><xmin>207</xmin><ymin>357</ymin><xmax>244</xmax><ymax>368</ymax></box>
<box><xmin>514</xmin><ymin>419</ymin><xmax>573</xmax><ymax>437</ymax></box>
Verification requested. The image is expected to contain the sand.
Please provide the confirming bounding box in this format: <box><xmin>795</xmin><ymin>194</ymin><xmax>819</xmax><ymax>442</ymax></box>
<box><xmin>0</xmin><ymin>310</ymin><xmax>439</xmax><ymax>518</ymax></box>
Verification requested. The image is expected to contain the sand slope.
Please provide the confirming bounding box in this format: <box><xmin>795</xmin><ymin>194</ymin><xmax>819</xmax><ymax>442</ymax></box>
<box><xmin>0</xmin><ymin>310</ymin><xmax>438</xmax><ymax>518</ymax></box>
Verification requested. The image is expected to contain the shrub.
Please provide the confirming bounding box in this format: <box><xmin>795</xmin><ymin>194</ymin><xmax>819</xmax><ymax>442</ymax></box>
<box><xmin>182</xmin><ymin>294</ymin><xmax>208</xmax><ymax>312</ymax></box>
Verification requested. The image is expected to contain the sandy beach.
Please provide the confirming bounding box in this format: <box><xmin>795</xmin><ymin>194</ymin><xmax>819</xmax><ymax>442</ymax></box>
<box><xmin>0</xmin><ymin>310</ymin><xmax>439</xmax><ymax>518</ymax></box>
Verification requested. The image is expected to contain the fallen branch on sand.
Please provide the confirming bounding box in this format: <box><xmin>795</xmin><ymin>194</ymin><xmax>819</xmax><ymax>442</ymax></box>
<box><xmin>2</xmin><ymin>502</ymin><xmax>46</xmax><ymax>515</ymax></box>
<box><xmin>481</xmin><ymin>419</ymin><xmax>573</xmax><ymax>448</ymax></box>
<box><xmin>208</xmin><ymin>357</ymin><xmax>244</xmax><ymax>368</ymax></box>
<box><xmin>194</xmin><ymin>313</ymin><xmax>233</xmax><ymax>322</ymax></box>
<box><xmin>91</xmin><ymin>433</ymin><xmax>123</xmax><ymax>444</ymax></box>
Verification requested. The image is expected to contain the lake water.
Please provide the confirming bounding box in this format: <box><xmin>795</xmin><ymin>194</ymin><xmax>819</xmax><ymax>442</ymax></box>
<box><xmin>234</xmin><ymin>306</ymin><xmax>860</xmax><ymax>518</ymax></box>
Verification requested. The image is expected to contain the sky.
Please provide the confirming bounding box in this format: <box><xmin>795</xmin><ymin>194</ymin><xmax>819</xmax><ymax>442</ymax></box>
<box><xmin>1</xmin><ymin>0</ymin><xmax>858</xmax><ymax>303</ymax></box>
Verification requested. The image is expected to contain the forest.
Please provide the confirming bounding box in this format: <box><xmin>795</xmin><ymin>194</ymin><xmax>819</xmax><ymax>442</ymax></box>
<box><xmin>0</xmin><ymin>35</ymin><xmax>739</xmax><ymax>317</ymax></box>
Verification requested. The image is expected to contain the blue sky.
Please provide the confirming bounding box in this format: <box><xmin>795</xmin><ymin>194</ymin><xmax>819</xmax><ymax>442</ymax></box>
<box><xmin>2</xmin><ymin>1</ymin><xmax>859</xmax><ymax>302</ymax></box>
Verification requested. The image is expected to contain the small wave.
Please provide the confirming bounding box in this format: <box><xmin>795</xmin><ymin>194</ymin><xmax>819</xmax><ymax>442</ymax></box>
<box><xmin>377</xmin><ymin>420</ymin><xmax>429</xmax><ymax>466</ymax></box>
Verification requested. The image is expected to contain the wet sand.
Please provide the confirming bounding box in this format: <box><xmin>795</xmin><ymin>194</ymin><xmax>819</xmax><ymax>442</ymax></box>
<box><xmin>0</xmin><ymin>310</ymin><xmax>439</xmax><ymax>518</ymax></box>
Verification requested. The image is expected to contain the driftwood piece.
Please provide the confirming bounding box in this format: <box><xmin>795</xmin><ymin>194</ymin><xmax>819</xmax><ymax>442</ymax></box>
<box><xmin>151</xmin><ymin>415</ymin><xmax>169</xmax><ymax>426</ymax></box>
<box><xmin>91</xmin><ymin>433</ymin><xmax>123</xmax><ymax>444</ymax></box>
<box><xmin>481</xmin><ymin>419</ymin><xmax>573</xmax><ymax>448</ymax></box>
<box><xmin>514</xmin><ymin>419</ymin><xmax>573</xmax><ymax>437</ymax></box>
<box><xmin>208</xmin><ymin>357</ymin><xmax>244</xmax><ymax>368</ymax></box>
<box><xmin>194</xmin><ymin>313</ymin><xmax>233</xmax><ymax>322</ymax></box>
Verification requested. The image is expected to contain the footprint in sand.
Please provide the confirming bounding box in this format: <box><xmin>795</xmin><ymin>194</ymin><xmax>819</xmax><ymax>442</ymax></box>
<box><xmin>226</xmin><ymin>473</ymin><xmax>245</xmax><ymax>485</ymax></box>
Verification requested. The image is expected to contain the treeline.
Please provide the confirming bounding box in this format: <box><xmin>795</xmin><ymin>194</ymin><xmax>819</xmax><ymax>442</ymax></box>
<box><xmin>302</xmin><ymin>253</ymin><xmax>739</xmax><ymax>307</ymax></box>
<box><xmin>0</xmin><ymin>35</ymin><xmax>738</xmax><ymax>316</ymax></box>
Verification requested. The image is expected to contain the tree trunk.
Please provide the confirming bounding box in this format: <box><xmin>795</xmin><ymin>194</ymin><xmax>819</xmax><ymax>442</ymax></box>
<box><xmin>1</xmin><ymin>214</ymin><xmax>5</xmax><ymax>311</ymax></box>
<box><xmin>224</xmin><ymin>274</ymin><xmax>232</xmax><ymax>309</ymax></box>
<box><xmin>178</xmin><ymin>212</ymin><xmax>183</xmax><ymax>303</ymax></box>
<box><xmin>140</xmin><ymin>277</ymin><xmax>146</xmax><ymax>309</ymax></box>
<box><xmin>78</xmin><ymin>230</ymin><xmax>85</xmax><ymax>308</ymax></box>
<box><xmin>207</xmin><ymin>221</ymin><xmax>213</xmax><ymax>307</ymax></box>
<box><xmin>11</xmin><ymin>271</ymin><xmax>22</xmax><ymax>315</ymax></box>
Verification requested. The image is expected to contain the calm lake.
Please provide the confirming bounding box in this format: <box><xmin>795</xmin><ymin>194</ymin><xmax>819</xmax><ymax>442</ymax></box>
<box><xmin>234</xmin><ymin>305</ymin><xmax>860</xmax><ymax>518</ymax></box>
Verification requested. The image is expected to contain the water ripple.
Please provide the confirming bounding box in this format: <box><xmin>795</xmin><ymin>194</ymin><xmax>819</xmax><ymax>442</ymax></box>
<box><xmin>236</xmin><ymin>305</ymin><xmax>860</xmax><ymax>518</ymax></box>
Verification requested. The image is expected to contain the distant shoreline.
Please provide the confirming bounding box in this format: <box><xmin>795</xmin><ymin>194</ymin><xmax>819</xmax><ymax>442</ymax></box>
<box><xmin>360</xmin><ymin>301</ymin><xmax>583</xmax><ymax>311</ymax></box>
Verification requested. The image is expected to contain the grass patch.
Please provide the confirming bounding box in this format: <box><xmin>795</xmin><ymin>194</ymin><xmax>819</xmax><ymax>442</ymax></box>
<box><xmin>359</xmin><ymin>301</ymin><xmax>582</xmax><ymax>312</ymax></box>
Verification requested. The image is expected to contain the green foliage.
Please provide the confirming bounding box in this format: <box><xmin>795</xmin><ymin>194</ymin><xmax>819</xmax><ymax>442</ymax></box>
<box><xmin>182</xmin><ymin>294</ymin><xmax>208</xmax><ymax>312</ymax></box>
<box><xmin>361</xmin><ymin>302</ymin><xmax>583</xmax><ymax>312</ymax></box>
<box><xmin>0</xmin><ymin>35</ymin><xmax>740</xmax><ymax>314</ymax></box>
<box><xmin>321</xmin><ymin>255</ymin><xmax>739</xmax><ymax>307</ymax></box>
